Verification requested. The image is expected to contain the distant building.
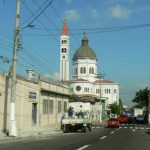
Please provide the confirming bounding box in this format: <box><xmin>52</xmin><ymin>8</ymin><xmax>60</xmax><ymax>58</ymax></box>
<box><xmin>60</xmin><ymin>21</ymin><xmax>120</xmax><ymax>119</ymax></box>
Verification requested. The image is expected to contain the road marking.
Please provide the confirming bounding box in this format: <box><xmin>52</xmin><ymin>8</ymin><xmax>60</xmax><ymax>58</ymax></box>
<box><xmin>146</xmin><ymin>128</ymin><xmax>150</xmax><ymax>130</ymax></box>
<box><xmin>76</xmin><ymin>145</ymin><xmax>91</xmax><ymax>150</ymax></box>
<box><xmin>100</xmin><ymin>136</ymin><xmax>107</xmax><ymax>140</ymax></box>
<box><xmin>96</xmin><ymin>127</ymin><xmax>100</xmax><ymax>128</ymax></box>
<box><xmin>124</xmin><ymin>127</ymin><xmax>127</xmax><ymax>129</ymax></box>
<box><xmin>110</xmin><ymin>131</ymin><xmax>114</xmax><ymax>134</ymax></box>
<box><xmin>141</xmin><ymin>127</ymin><xmax>144</xmax><ymax>130</ymax></box>
<box><xmin>132</xmin><ymin>129</ymin><xmax>135</xmax><ymax>132</ymax></box>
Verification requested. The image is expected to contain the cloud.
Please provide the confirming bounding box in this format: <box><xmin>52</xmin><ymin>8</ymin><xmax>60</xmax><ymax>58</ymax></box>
<box><xmin>64</xmin><ymin>10</ymin><xmax>81</xmax><ymax>21</ymax></box>
<box><xmin>108</xmin><ymin>5</ymin><xmax>132</xmax><ymax>19</ymax></box>
<box><xmin>90</xmin><ymin>9</ymin><xmax>100</xmax><ymax>20</ymax></box>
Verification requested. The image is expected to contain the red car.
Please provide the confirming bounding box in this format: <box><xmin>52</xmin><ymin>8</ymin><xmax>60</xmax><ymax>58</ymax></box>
<box><xmin>118</xmin><ymin>114</ymin><xmax>128</xmax><ymax>124</ymax></box>
<box><xmin>107</xmin><ymin>118</ymin><xmax>120</xmax><ymax>128</ymax></box>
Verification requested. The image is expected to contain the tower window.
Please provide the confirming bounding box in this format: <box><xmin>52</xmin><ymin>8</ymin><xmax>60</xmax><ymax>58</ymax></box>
<box><xmin>62</xmin><ymin>40</ymin><xmax>67</xmax><ymax>44</ymax></box>
<box><xmin>62</xmin><ymin>48</ymin><xmax>67</xmax><ymax>53</ymax></box>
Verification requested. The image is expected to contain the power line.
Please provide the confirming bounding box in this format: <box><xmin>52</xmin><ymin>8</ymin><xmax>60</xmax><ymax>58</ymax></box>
<box><xmin>20</xmin><ymin>23</ymin><xmax>150</xmax><ymax>36</ymax></box>
<box><xmin>20</xmin><ymin>0</ymin><xmax>54</xmax><ymax>31</ymax></box>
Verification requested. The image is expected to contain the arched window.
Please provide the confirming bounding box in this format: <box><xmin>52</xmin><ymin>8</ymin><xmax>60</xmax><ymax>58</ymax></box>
<box><xmin>62</xmin><ymin>48</ymin><xmax>67</xmax><ymax>53</ymax></box>
<box><xmin>84</xmin><ymin>67</ymin><xmax>86</xmax><ymax>74</ymax></box>
<box><xmin>89</xmin><ymin>67</ymin><xmax>94</xmax><ymax>74</ymax></box>
<box><xmin>80</xmin><ymin>67</ymin><xmax>86</xmax><ymax>74</ymax></box>
<box><xmin>89</xmin><ymin>68</ymin><xmax>92</xmax><ymax>74</ymax></box>
<box><xmin>92</xmin><ymin>68</ymin><xmax>94</xmax><ymax>74</ymax></box>
<box><xmin>76</xmin><ymin>68</ymin><xmax>78</xmax><ymax>74</ymax></box>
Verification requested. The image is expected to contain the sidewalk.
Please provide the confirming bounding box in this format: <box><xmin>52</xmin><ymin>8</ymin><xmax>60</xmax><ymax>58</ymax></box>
<box><xmin>0</xmin><ymin>129</ymin><xmax>63</xmax><ymax>143</ymax></box>
<box><xmin>0</xmin><ymin>120</ymin><xmax>108</xmax><ymax>143</ymax></box>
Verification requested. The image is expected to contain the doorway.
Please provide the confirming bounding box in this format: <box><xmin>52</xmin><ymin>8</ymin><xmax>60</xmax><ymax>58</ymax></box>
<box><xmin>32</xmin><ymin>103</ymin><xmax>37</xmax><ymax>125</ymax></box>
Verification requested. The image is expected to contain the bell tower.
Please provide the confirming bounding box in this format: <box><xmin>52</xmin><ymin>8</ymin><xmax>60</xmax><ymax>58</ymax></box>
<box><xmin>60</xmin><ymin>20</ymin><xmax>70</xmax><ymax>81</ymax></box>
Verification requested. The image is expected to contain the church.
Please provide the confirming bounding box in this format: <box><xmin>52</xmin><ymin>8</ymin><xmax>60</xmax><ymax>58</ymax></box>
<box><xmin>60</xmin><ymin>20</ymin><xmax>120</xmax><ymax>119</ymax></box>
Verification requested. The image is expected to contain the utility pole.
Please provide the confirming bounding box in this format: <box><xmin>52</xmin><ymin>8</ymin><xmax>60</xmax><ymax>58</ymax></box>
<box><xmin>10</xmin><ymin>0</ymin><xmax>20</xmax><ymax>136</ymax></box>
<box><xmin>148</xmin><ymin>90</ymin><xmax>150</xmax><ymax>125</ymax></box>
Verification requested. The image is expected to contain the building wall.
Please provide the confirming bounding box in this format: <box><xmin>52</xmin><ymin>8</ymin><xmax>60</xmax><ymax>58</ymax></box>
<box><xmin>73</xmin><ymin>59</ymin><xmax>97</xmax><ymax>82</ymax></box>
<box><xmin>0</xmin><ymin>75</ymin><xmax>69</xmax><ymax>135</ymax></box>
<box><xmin>70</xmin><ymin>81</ymin><xmax>119</xmax><ymax>106</ymax></box>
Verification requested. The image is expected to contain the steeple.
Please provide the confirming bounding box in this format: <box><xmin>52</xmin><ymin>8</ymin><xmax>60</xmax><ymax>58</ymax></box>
<box><xmin>60</xmin><ymin>19</ymin><xmax>70</xmax><ymax>81</ymax></box>
<box><xmin>82</xmin><ymin>32</ymin><xmax>88</xmax><ymax>47</ymax></box>
<box><xmin>61</xmin><ymin>19</ymin><xmax>69</xmax><ymax>35</ymax></box>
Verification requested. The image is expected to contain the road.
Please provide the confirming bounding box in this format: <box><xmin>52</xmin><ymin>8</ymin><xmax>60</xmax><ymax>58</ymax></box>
<box><xmin>0</xmin><ymin>124</ymin><xmax>150</xmax><ymax>150</ymax></box>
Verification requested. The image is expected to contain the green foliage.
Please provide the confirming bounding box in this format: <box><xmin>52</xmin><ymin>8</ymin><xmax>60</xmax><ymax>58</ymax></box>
<box><xmin>109</xmin><ymin>102</ymin><xmax>120</xmax><ymax>115</ymax></box>
<box><xmin>69</xmin><ymin>94</ymin><xmax>80</xmax><ymax>102</ymax></box>
<box><xmin>132</xmin><ymin>87</ymin><xmax>149</xmax><ymax>108</ymax></box>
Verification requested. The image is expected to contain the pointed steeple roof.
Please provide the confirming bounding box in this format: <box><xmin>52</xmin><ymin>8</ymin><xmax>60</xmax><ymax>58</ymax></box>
<box><xmin>61</xmin><ymin>19</ymin><xmax>69</xmax><ymax>35</ymax></box>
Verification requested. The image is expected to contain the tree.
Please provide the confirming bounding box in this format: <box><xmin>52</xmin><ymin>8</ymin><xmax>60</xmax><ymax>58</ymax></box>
<box><xmin>109</xmin><ymin>102</ymin><xmax>120</xmax><ymax>115</ymax></box>
<box><xmin>132</xmin><ymin>87</ymin><xmax>149</xmax><ymax>108</ymax></box>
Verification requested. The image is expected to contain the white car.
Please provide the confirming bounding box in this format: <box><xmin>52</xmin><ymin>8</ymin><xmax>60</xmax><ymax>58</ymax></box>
<box><xmin>136</xmin><ymin>115</ymin><xmax>144</xmax><ymax>123</ymax></box>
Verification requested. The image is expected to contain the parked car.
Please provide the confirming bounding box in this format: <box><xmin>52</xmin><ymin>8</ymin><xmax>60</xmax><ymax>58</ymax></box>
<box><xmin>107</xmin><ymin>118</ymin><xmax>120</xmax><ymax>128</ymax></box>
<box><xmin>136</xmin><ymin>115</ymin><xmax>144</xmax><ymax>123</ymax></box>
<box><xmin>118</xmin><ymin>114</ymin><xmax>128</xmax><ymax>124</ymax></box>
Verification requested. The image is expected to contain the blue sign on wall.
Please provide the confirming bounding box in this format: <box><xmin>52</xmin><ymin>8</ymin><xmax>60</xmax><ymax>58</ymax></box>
<box><xmin>29</xmin><ymin>92</ymin><xmax>36</xmax><ymax>99</ymax></box>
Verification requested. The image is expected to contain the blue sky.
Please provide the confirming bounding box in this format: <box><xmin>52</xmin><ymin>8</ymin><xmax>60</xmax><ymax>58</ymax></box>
<box><xmin>0</xmin><ymin>0</ymin><xmax>150</xmax><ymax>106</ymax></box>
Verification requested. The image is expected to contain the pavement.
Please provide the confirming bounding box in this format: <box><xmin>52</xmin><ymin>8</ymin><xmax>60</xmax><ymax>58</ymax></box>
<box><xmin>0</xmin><ymin>129</ymin><xmax>63</xmax><ymax>144</ymax></box>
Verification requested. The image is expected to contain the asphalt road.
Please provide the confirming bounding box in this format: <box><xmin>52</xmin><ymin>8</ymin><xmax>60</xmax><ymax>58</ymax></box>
<box><xmin>0</xmin><ymin>124</ymin><xmax>150</xmax><ymax>150</ymax></box>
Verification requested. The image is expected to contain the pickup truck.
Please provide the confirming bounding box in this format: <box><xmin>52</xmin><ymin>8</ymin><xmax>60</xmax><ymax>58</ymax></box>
<box><xmin>61</xmin><ymin>117</ymin><xmax>92</xmax><ymax>133</ymax></box>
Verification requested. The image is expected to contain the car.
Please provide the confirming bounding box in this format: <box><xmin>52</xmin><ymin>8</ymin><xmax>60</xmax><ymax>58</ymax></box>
<box><xmin>136</xmin><ymin>115</ymin><xmax>144</xmax><ymax>123</ymax></box>
<box><xmin>118</xmin><ymin>114</ymin><xmax>128</xmax><ymax>124</ymax></box>
<box><xmin>107</xmin><ymin>118</ymin><xmax>120</xmax><ymax>128</ymax></box>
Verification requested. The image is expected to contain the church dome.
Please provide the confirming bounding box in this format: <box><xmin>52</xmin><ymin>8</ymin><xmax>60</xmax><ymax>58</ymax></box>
<box><xmin>73</xmin><ymin>33</ymin><xmax>96</xmax><ymax>60</ymax></box>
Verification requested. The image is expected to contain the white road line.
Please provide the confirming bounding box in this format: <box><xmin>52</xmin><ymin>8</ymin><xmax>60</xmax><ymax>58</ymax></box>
<box><xmin>110</xmin><ymin>131</ymin><xmax>114</xmax><ymax>134</ymax></box>
<box><xmin>146</xmin><ymin>128</ymin><xmax>150</xmax><ymax>130</ymax></box>
<box><xmin>100</xmin><ymin>136</ymin><xmax>107</xmax><ymax>140</ymax></box>
<box><xmin>96</xmin><ymin>127</ymin><xmax>100</xmax><ymax>128</ymax></box>
<box><xmin>132</xmin><ymin>129</ymin><xmax>135</xmax><ymax>132</ymax></box>
<box><xmin>76</xmin><ymin>145</ymin><xmax>91</xmax><ymax>150</ymax></box>
<box><xmin>124</xmin><ymin>127</ymin><xmax>127</xmax><ymax>129</ymax></box>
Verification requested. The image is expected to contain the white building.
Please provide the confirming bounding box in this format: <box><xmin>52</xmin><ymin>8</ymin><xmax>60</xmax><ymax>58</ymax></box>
<box><xmin>60</xmin><ymin>21</ymin><xmax>119</xmax><ymax>119</ymax></box>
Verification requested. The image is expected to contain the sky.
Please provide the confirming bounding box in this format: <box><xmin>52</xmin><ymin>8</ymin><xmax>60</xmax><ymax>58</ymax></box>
<box><xmin>0</xmin><ymin>0</ymin><xmax>150</xmax><ymax>106</ymax></box>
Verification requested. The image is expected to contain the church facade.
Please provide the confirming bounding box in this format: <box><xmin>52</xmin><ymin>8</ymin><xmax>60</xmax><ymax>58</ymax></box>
<box><xmin>60</xmin><ymin>21</ymin><xmax>119</xmax><ymax>119</ymax></box>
